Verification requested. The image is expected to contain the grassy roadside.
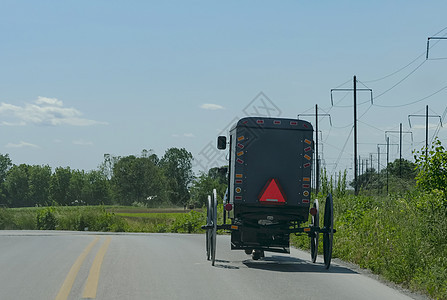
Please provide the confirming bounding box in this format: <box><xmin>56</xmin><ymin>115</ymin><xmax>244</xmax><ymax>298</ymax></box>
<box><xmin>0</xmin><ymin>205</ymin><xmax>206</xmax><ymax>234</ymax></box>
<box><xmin>2</xmin><ymin>195</ymin><xmax>445</xmax><ymax>299</ymax></box>
<box><xmin>291</xmin><ymin>191</ymin><xmax>447</xmax><ymax>300</ymax></box>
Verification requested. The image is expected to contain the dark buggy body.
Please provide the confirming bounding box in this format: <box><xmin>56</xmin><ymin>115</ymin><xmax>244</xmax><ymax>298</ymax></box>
<box><xmin>203</xmin><ymin>117</ymin><xmax>334</xmax><ymax>268</ymax></box>
<box><xmin>228</xmin><ymin>117</ymin><xmax>313</xmax><ymax>254</ymax></box>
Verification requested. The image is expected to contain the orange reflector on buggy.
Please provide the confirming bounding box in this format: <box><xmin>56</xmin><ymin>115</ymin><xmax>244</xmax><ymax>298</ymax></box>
<box><xmin>258</xmin><ymin>178</ymin><xmax>286</xmax><ymax>205</ymax></box>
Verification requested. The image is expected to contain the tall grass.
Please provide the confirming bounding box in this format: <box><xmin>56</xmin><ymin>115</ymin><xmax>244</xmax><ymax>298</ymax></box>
<box><xmin>292</xmin><ymin>191</ymin><xmax>447</xmax><ymax>299</ymax></box>
<box><xmin>0</xmin><ymin>205</ymin><xmax>206</xmax><ymax>234</ymax></box>
<box><xmin>1</xmin><ymin>206</ymin><xmax>125</xmax><ymax>232</ymax></box>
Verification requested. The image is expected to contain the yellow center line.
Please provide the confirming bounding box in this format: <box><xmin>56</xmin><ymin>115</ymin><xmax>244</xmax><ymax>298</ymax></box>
<box><xmin>82</xmin><ymin>236</ymin><xmax>112</xmax><ymax>299</ymax></box>
<box><xmin>55</xmin><ymin>236</ymin><xmax>99</xmax><ymax>300</ymax></box>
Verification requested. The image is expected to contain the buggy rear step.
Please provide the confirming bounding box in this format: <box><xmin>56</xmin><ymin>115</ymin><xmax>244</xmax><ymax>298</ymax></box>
<box><xmin>202</xmin><ymin>224</ymin><xmax>336</xmax><ymax>234</ymax></box>
<box><xmin>231</xmin><ymin>244</ymin><xmax>290</xmax><ymax>254</ymax></box>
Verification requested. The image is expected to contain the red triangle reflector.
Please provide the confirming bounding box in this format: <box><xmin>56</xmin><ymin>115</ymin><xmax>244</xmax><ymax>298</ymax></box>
<box><xmin>258</xmin><ymin>178</ymin><xmax>286</xmax><ymax>205</ymax></box>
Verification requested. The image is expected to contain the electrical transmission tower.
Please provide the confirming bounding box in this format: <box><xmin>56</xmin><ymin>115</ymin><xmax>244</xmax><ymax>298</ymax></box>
<box><xmin>331</xmin><ymin>76</ymin><xmax>373</xmax><ymax>195</ymax></box>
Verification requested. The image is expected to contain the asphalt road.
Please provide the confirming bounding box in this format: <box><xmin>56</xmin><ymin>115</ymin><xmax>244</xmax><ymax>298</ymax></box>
<box><xmin>0</xmin><ymin>231</ymin><xmax>424</xmax><ymax>300</ymax></box>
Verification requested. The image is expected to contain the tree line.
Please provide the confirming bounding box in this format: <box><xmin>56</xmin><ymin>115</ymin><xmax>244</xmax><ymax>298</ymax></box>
<box><xmin>4</xmin><ymin>139</ymin><xmax>440</xmax><ymax>208</ymax></box>
<box><xmin>0</xmin><ymin>148</ymin><xmax>198</xmax><ymax>208</ymax></box>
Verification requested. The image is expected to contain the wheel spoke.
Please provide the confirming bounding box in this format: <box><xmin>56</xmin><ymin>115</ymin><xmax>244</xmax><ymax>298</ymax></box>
<box><xmin>323</xmin><ymin>194</ymin><xmax>334</xmax><ymax>269</ymax></box>
<box><xmin>310</xmin><ymin>199</ymin><xmax>319</xmax><ymax>263</ymax></box>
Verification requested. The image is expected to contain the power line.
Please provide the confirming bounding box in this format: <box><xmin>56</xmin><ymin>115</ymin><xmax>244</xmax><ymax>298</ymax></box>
<box><xmin>364</xmin><ymin>54</ymin><xmax>425</xmax><ymax>83</ymax></box>
<box><xmin>358</xmin><ymin>119</ymin><xmax>384</xmax><ymax>133</ymax></box>
<box><xmin>331</xmin><ymin>87</ymin><xmax>373</xmax><ymax>108</ymax></box>
<box><xmin>331</xmin><ymin>125</ymin><xmax>354</xmax><ymax>176</ymax></box>
<box><xmin>357</xmin><ymin>104</ymin><xmax>374</xmax><ymax>120</ymax></box>
<box><xmin>331</xmin><ymin>122</ymin><xmax>354</xmax><ymax>129</ymax></box>
<box><xmin>371</xmin><ymin>27</ymin><xmax>447</xmax><ymax>103</ymax></box>
<box><xmin>433</xmin><ymin>25</ymin><xmax>447</xmax><ymax>37</ymax></box>
<box><xmin>374</xmin><ymin>60</ymin><xmax>426</xmax><ymax>100</ymax></box>
<box><xmin>373</xmin><ymin>82</ymin><xmax>447</xmax><ymax>108</ymax></box>
<box><xmin>364</xmin><ymin>25</ymin><xmax>447</xmax><ymax>83</ymax></box>
<box><xmin>333</xmin><ymin>78</ymin><xmax>352</xmax><ymax>89</ymax></box>
<box><xmin>426</xmin><ymin>36</ymin><xmax>447</xmax><ymax>59</ymax></box>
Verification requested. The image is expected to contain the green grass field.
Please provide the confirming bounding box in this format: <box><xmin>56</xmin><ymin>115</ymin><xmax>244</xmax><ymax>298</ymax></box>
<box><xmin>114</xmin><ymin>212</ymin><xmax>183</xmax><ymax>218</ymax></box>
<box><xmin>0</xmin><ymin>205</ymin><xmax>206</xmax><ymax>233</ymax></box>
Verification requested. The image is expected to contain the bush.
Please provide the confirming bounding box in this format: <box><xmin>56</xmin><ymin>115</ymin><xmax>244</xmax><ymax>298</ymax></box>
<box><xmin>415</xmin><ymin>138</ymin><xmax>447</xmax><ymax>201</ymax></box>
<box><xmin>36</xmin><ymin>207</ymin><xmax>57</xmax><ymax>230</ymax></box>
<box><xmin>0</xmin><ymin>208</ymin><xmax>13</xmax><ymax>230</ymax></box>
<box><xmin>55</xmin><ymin>207</ymin><xmax>125</xmax><ymax>232</ymax></box>
<box><xmin>170</xmin><ymin>210</ymin><xmax>205</xmax><ymax>233</ymax></box>
<box><xmin>307</xmin><ymin>191</ymin><xmax>447</xmax><ymax>299</ymax></box>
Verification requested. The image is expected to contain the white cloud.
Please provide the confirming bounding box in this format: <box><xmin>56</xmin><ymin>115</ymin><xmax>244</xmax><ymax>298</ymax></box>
<box><xmin>35</xmin><ymin>96</ymin><xmax>63</xmax><ymax>107</ymax></box>
<box><xmin>200</xmin><ymin>103</ymin><xmax>225</xmax><ymax>110</ymax></box>
<box><xmin>5</xmin><ymin>141</ymin><xmax>40</xmax><ymax>149</ymax></box>
<box><xmin>0</xmin><ymin>97</ymin><xmax>107</xmax><ymax>127</ymax></box>
<box><xmin>183</xmin><ymin>133</ymin><xmax>195</xmax><ymax>138</ymax></box>
<box><xmin>1</xmin><ymin>121</ymin><xmax>26</xmax><ymax>126</ymax></box>
<box><xmin>72</xmin><ymin>139</ymin><xmax>94</xmax><ymax>146</ymax></box>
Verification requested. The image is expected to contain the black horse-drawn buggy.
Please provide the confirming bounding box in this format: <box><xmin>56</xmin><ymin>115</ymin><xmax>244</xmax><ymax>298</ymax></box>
<box><xmin>202</xmin><ymin>117</ymin><xmax>335</xmax><ymax>268</ymax></box>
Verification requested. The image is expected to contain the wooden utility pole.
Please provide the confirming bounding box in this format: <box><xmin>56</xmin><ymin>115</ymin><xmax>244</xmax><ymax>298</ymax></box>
<box><xmin>408</xmin><ymin>105</ymin><xmax>442</xmax><ymax>160</ymax></box>
<box><xmin>400</xmin><ymin>123</ymin><xmax>403</xmax><ymax>177</ymax></box>
<box><xmin>386</xmin><ymin>137</ymin><xmax>389</xmax><ymax>194</ymax></box>
<box><xmin>330</xmin><ymin>76</ymin><xmax>373</xmax><ymax>196</ymax></box>
<box><xmin>378</xmin><ymin>141</ymin><xmax>398</xmax><ymax>194</ymax></box>
<box><xmin>426</xmin><ymin>105</ymin><xmax>429</xmax><ymax>153</ymax></box>
<box><xmin>315</xmin><ymin>104</ymin><xmax>319</xmax><ymax>194</ymax></box>
<box><xmin>353</xmin><ymin>76</ymin><xmax>358</xmax><ymax>195</ymax></box>
<box><xmin>385</xmin><ymin>127</ymin><xmax>413</xmax><ymax>179</ymax></box>
<box><xmin>377</xmin><ymin>146</ymin><xmax>380</xmax><ymax>195</ymax></box>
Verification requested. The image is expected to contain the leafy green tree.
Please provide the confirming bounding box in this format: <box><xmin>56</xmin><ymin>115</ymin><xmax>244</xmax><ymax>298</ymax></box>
<box><xmin>112</xmin><ymin>155</ymin><xmax>167</xmax><ymax>206</ymax></box>
<box><xmin>207</xmin><ymin>166</ymin><xmax>228</xmax><ymax>185</ymax></box>
<box><xmin>160</xmin><ymin>148</ymin><xmax>194</xmax><ymax>206</ymax></box>
<box><xmin>0</xmin><ymin>154</ymin><xmax>13</xmax><ymax>205</ymax></box>
<box><xmin>355</xmin><ymin>168</ymin><xmax>378</xmax><ymax>191</ymax></box>
<box><xmin>141</xmin><ymin>149</ymin><xmax>160</xmax><ymax>165</ymax></box>
<box><xmin>321</xmin><ymin>167</ymin><xmax>334</xmax><ymax>196</ymax></box>
<box><xmin>4</xmin><ymin>164</ymin><xmax>31</xmax><ymax>207</ymax></box>
<box><xmin>68</xmin><ymin>170</ymin><xmax>87</xmax><ymax>205</ymax></box>
<box><xmin>385</xmin><ymin>159</ymin><xmax>418</xmax><ymax>181</ymax></box>
<box><xmin>98</xmin><ymin>154</ymin><xmax>121</xmax><ymax>180</ymax></box>
<box><xmin>189</xmin><ymin>172</ymin><xmax>226</xmax><ymax>207</ymax></box>
<box><xmin>414</xmin><ymin>138</ymin><xmax>447</xmax><ymax>199</ymax></box>
<box><xmin>50</xmin><ymin>167</ymin><xmax>72</xmax><ymax>205</ymax></box>
<box><xmin>29</xmin><ymin>165</ymin><xmax>52</xmax><ymax>206</ymax></box>
<box><xmin>335</xmin><ymin>170</ymin><xmax>347</xmax><ymax>197</ymax></box>
<box><xmin>84</xmin><ymin>170</ymin><xmax>111</xmax><ymax>205</ymax></box>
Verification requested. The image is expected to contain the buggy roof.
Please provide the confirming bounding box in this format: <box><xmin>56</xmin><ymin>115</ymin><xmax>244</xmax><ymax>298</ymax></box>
<box><xmin>230</xmin><ymin>117</ymin><xmax>313</xmax><ymax>132</ymax></box>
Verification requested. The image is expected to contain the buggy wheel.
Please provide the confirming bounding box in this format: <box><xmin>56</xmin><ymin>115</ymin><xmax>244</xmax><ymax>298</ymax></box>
<box><xmin>310</xmin><ymin>199</ymin><xmax>319</xmax><ymax>263</ymax></box>
<box><xmin>252</xmin><ymin>249</ymin><xmax>262</xmax><ymax>260</ymax></box>
<box><xmin>211</xmin><ymin>189</ymin><xmax>218</xmax><ymax>266</ymax></box>
<box><xmin>206</xmin><ymin>195</ymin><xmax>212</xmax><ymax>260</ymax></box>
<box><xmin>323</xmin><ymin>193</ymin><xmax>334</xmax><ymax>269</ymax></box>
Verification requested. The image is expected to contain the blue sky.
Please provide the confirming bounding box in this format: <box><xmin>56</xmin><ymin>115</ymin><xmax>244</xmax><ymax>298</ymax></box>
<box><xmin>1</xmin><ymin>1</ymin><xmax>446</xmax><ymax>180</ymax></box>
